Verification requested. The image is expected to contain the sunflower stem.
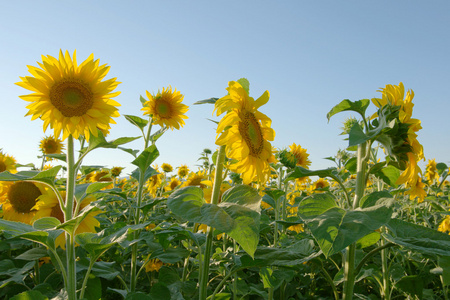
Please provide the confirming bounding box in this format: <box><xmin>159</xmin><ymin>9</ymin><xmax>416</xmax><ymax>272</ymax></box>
<box><xmin>64</xmin><ymin>135</ymin><xmax>77</xmax><ymax>300</ymax></box>
<box><xmin>130</xmin><ymin>118</ymin><xmax>153</xmax><ymax>293</ymax></box>
<box><xmin>343</xmin><ymin>142</ymin><xmax>368</xmax><ymax>300</ymax></box>
<box><xmin>199</xmin><ymin>145</ymin><xmax>226</xmax><ymax>300</ymax></box>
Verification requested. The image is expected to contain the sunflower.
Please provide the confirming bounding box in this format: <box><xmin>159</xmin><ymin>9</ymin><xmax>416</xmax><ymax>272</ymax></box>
<box><xmin>0</xmin><ymin>151</ymin><xmax>17</xmax><ymax>173</ymax></box>
<box><xmin>145</xmin><ymin>257</ymin><xmax>164</xmax><ymax>272</ymax></box>
<box><xmin>165</xmin><ymin>177</ymin><xmax>181</xmax><ymax>192</ymax></box>
<box><xmin>438</xmin><ymin>214</ymin><xmax>450</xmax><ymax>234</ymax></box>
<box><xmin>201</xmin><ymin>179</ymin><xmax>231</xmax><ymax>204</ymax></box>
<box><xmin>0</xmin><ymin>181</ymin><xmax>49</xmax><ymax>224</ymax></box>
<box><xmin>214</xmin><ymin>81</ymin><xmax>275</xmax><ymax>184</ymax></box>
<box><xmin>40</xmin><ymin>135</ymin><xmax>64</xmax><ymax>157</ymax></box>
<box><xmin>289</xmin><ymin>143</ymin><xmax>311</xmax><ymax>168</ymax></box>
<box><xmin>32</xmin><ymin>190</ymin><xmax>101</xmax><ymax>248</ymax></box>
<box><xmin>16</xmin><ymin>50</ymin><xmax>121</xmax><ymax>141</ymax></box>
<box><xmin>371</xmin><ymin>83</ymin><xmax>424</xmax><ymax>194</ymax></box>
<box><xmin>177</xmin><ymin>165</ymin><xmax>189</xmax><ymax>178</ymax></box>
<box><xmin>309</xmin><ymin>178</ymin><xmax>329</xmax><ymax>193</ymax></box>
<box><xmin>111</xmin><ymin>166</ymin><xmax>124</xmax><ymax>177</ymax></box>
<box><xmin>425</xmin><ymin>159</ymin><xmax>439</xmax><ymax>184</ymax></box>
<box><xmin>146</xmin><ymin>172</ymin><xmax>163</xmax><ymax>197</ymax></box>
<box><xmin>182</xmin><ymin>171</ymin><xmax>207</xmax><ymax>189</ymax></box>
<box><xmin>141</xmin><ymin>86</ymin><xmax>189</xmax><ymax>130</ymax></box>
<box><xmin>161</xmin><ymin>163</ymin><xmax>173</xmax><ymax>173</ymax></box>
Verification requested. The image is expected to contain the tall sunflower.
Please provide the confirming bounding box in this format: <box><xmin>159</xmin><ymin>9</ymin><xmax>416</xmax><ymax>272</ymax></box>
<box><xmin>32</xmin><ymin>190</ymin><xmax>101</xmax><ymax>249</ymax></box>
<box><xmin>141</xmin><ymin>86</ymin><xmax>188</xmax><ymax>130</ymax></box>
<box><xmin>0</xmin><ymin>151</ymin><xmax>17</xmax><ymax>173</ymax></box>
<box><xmin>214</xmin><ymin>80</ymin><xmax>275</xmax><ymax>184</ymax></box>
<box><xmin>371</xmin><ymin>82</ymin><xmax>424</xmax><ymax>200</ymax></box>
<box><xmin>0</xmin><ymin>181</ymin><xmax>49</xmax><ymax>224</ymax></box>
<box><xmin>40</xmin><ymin>135</ymin><xmax>64</xmax><ymax>156</ymax></box>
<box><xmin>16</xmin><ymin>50</ymin><xmax>121</xmax><ymax>141</ymax></box>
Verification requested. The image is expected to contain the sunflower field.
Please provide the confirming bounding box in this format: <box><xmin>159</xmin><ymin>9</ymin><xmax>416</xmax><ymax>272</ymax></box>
<box><xmin>1</xmin><ymin>50</ymin><xmax>450</xmax><ymax>300</ymax></box>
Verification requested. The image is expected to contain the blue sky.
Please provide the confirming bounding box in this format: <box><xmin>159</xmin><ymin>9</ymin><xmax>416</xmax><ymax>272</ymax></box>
<box><xmin>1</xmin><ymin>1</ymin><xmax>449</xmax><ymax>176</ymax></box>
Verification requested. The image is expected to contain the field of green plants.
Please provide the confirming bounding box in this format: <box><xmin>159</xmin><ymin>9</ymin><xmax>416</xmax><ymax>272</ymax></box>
<box><xmin>1</xmin><ymin>51</ymin><xmax>450</xmax><ymax>300</ymax></box>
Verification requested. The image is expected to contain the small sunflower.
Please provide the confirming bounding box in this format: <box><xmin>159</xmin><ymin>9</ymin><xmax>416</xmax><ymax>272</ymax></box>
<box><xmin>165</xmin><ymin>177</ymin><xmax>181</xmax><ymax>192</ymax></box>
<box><xmin>111</xmin><ymin>166</ymin><xmax>124</xmax><ymax>177</ymax></box>
<box><xmin>32</xmin><ymin>190</ymin><xmax>101</xmax><ymax>248</ymax></box>
<box><xmin>425</xmin><ymin>159</ymin><xmax>439</xmax><ymax>184</ymax></box>
<box><xmin>214</xmin><ymin>80</ymin><xmax>275</xmax><ymax>184</ymax></box>
<box><xmin>438</xmin><ymin>214</ymin><xmax>450</xmax><ymax>234</ymax></box>
<box><xmin>182</xmin><ymin>171</ymin><xmax>207</xmax><ymax>189</ymax></box>
<box><xmin>39</xmin><ymin>135</ymin><xmax>64</xmax><ymax>156</ymax></box>
<box><xmin>0</xmin><ymin>181</ymin><xmax>49</xmax><ymax>224</ymax></box>
<box><xmin>145</xmin><ymin>257</ymin><xmax>164</xmax><ymax>272</ymax></box>
<box><xmin>309</xmin><ymin>178</ymin><xmax>329</xmax><ymax>193</ymax></box>
<box><xmin>146</xmin><ymin>172</ymin><xmax>163</xmax><ymax>197</ymax></box>
<box><xmin>16</xmin><ymin>50</ymin><xmax>121</xmax><ymax>141</ymax></box>
<box><xmin>161</xmin><ymin>163</ymin><xmax>173</xmax><ymax>173</ymax></box>
<box><xmin>0</xmin><ymin>151</ymin><xmax>17</xmax><ymax>173</ymax></box>
<box><xmin>141</xmin><ymin>86</ymin><xmax>189</xmax><ymax>130</ymax></box>
<box><xmin>289</xmin><ymin>143</ymin><xmax>311</xmax><ymax>168</ymax></box>
<box><xmin>177</xmin><ymin>165</ymin><xmax>189</xmax><ymax>178</ymax></box>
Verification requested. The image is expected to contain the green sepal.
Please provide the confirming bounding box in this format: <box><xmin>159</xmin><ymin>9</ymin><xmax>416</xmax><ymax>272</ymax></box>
<box><xmin>140</xmin><ymin>95</ymin><xmax>147</xmax><ymax>106</ymax></box>
<box><xmin>237</xmin><ymin>78</ymin><xmax>250</xmax><ymax>94</ymax></box>
<box><xmin>327</xmin><ymin>99</ymin><xmax>370</xmax><ymax>122</ymax></box>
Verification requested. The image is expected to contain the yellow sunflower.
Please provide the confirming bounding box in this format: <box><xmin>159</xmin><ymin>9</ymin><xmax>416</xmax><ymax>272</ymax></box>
<box><xmin>111</xmin><ymin>167</ymin><xmax>124</xmax><ymax>177</ymax></box>
<box><xmin>161</xmin><ymin>163</ymin><xmax>173</xmax><ymax>173</ymax></box>
<box><xmin>425</xmin><ymin>159</ymin><xmax>440</xmax><ymax>184</ymax></box>
<box><xmin>144</xmin><ymin>257</ymin><xmax>164</xmax><ymax>272</ymax></box>
<box><xmin>0</xmin><ymin>181</ymin><xmax>49</xmax><ymax>224</ymax></box>
<box><xmin>165</xmin><ymin>177</ymin><xmax>181</xmax><ymax>192</ymax></box>
<box><xmin>309</xmin><ymin>178</ymin><xmax>329</xmax><ymax>193</ymax></box>
<box><xmin>141</xmin><ymin>86</ymin><xmax>189</xmax><ymax>130</ymax></box>
<box><xmin>177</xmin><ymin>165</ymin><xmax>189</xmax><ymax>178</ymax></box>
<box><xmin>16</xmin><ymin>50</ymin><xmax>121</xmax><ymax>141</ymax></box>
<box><xmin>146</xmin><ymin>172</ymin><xmax>163</xmax><ymax>197</ymax></box>
<box><xmin>289</xmin><ymin>143</ymin><xmax>311</xmax><ymax>168</ymax></box>
<box><xmin>214</xmin><ymin>81</ymin><xmax>275</xmax><ymax>184</ymax></box>
<box><xmin>39</xmin><ymin>135</ymin><xmax>64</xmax><ymax>156</ymax></box>
<box><xmin>32</xmin><ymin>190</ymin><xmax>101</xmax><ymax>248</ymax></box>
<box><xmin>0</xmin><ymin>151</ymin><xmax>17</xmax><ymax>173</ymax></box>
<box><xmin>438</xmin><ymin>214</ymin><xmax>450</xmax><ymax>234</ymax></box>
<box><xmin>182</xmin><ymin>171</ymin><xmax>207</xmax><ymax>189</ymax></box>
<box><xmin>371</xmin><ymin>83</ymin><xmax>424</xmax><ymax>193</ymax></box>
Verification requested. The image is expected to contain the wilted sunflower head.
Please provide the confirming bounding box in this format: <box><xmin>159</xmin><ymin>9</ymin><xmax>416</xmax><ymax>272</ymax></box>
<box><xmin>141</xmin><ymin>86</ymin><xmax>189</xmax><ymax>130</ymax></box>
<box><xmin>16</xmin><ymin>50</ymin><xmax>121</xmax><ymax>141</ymax></box>
<box><xmin>0</xmin><ymin>151</ymin><xmax>17</xmax><ymax>173</ymax></box>
<box><xmin>40</xmin><ymin>135</ymin><xmax>64</xmax><ymax>156</ymax></box>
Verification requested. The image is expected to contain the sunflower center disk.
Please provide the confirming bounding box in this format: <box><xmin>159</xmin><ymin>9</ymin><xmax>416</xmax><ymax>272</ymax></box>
<box><xmin>239</xmin><ymin>112</ymin><xmax>264</xmax><ymax>156</ymax></box>
<box><xmin>0</xmin><ymin>161</ymin><xmax>6</xmax><ymax>172</ymax></box>
<box><xmin>43</xmin><ymin>140</ymin><xmax>58</xmax><ymax>154</ymax></box>
<box><xmin>51</xmin><ymin>204</ymin><xmax>65</xmax><ymax>223</ymax></box>
<box><xmin>50</xmin><ymin>80</ymin><xmax>94</xmax><ymax>117</ymax></box>
<box><xmin>156</xmin><ymin>100</ymin><xmax>171</xmax><ymax>118</ymax></box>
<box><xmin>7</xmin><ymin>182</ymin><xmax>42</xmax><ymax>213</ymax></box>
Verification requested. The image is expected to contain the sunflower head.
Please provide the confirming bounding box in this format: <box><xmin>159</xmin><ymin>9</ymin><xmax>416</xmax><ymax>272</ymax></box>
<box><xmin>0</xmin><ymin>151</ymin><xmax>17</xmax><ymax>173</ymax></box>
<box><xmin>161</xmin><ymin>163</ymin><xmax>173</xmax><ymax>173</ymax></box>
<box><xmin>165</xmin><ymin>177</ymin><xmax>181</xmax><ymax>192</ymax></box>
<box><xmin>40</xmin><ymin>135</ymin><xmax>64</xmax><ymax>156</ymax></box>
<box><xmin>16</xmin><ymin>50</ymin><xmax>121</xmax><ymax>141</ymax></box>
<box><xmin>111</xmin><ymin>167</ymin><xmax>124</xmax><ymax>177</ymax></box>
<box><xmin>177</xmin><ymin>165</ymin><xmax>189</xmax><ymax>178</ymax></box>
<box><xmin>141</xmin><ymin>86</ymin><xmax>189</xmax><ymax>130</ymax></box>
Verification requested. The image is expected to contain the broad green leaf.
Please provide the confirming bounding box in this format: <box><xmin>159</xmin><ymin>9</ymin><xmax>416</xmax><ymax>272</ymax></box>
<box><xmin>75</xmin><ymin>232</ymin><xmax>115</xmax><ymax>259</ymax></box>
<box><xmin>298</xmin><ymin>193</ymin><xmax>393</xmax><ymax>257</ymax></box>
<box><xmin>326</xmin><ymin>99</ymin><xmax>370</xmax><ymax>122</ymax></box>
<box><xmin>10</xmin><ymin>290</ymin><xmax>48</xmax><ymax>300</ymax></box>
<box><xmin>149</xmin><ymin>283</ymin><xmax>171</xmax><ymax>300</ymax></box>
<box><xmin>84</xmin><ymin>275</ymin><xmax>102</xmax><ymax>300</ymax></box>
<box><xmin>395</xmin><ymin>275</ymin><xmax>423</xmax><ymax>299</ymax></box>
<box><xmin>124</xmin><ymin>114</ymin><xmax>149</xmax><ymax>131</ymax></box>
<box><xmin>81</xmin><ymin>129</ymin><xmax>140</xmax><ymax>154</ymax></box>
<box><xmin>0</xmin><ymin>261</ymin><xmax>35</xmax><ymax>288</ymax></box>
<box><xmin>285</xmin><ymin>166</ymin><xmax>339</xmax><ymax>182</ymax></box>
<box><xmin>33</xmin><ymin>217</ymin><xmax>61</xmax><ymax>230</ymax></box>
<box><xmin>0</xmin><ymin>166</ymin><xmax>62</xmax><ymax>187</ymax></box>
<box><xmin>356</xmin><ymin>231</ymin><xmax>381</xmax><ymax>249</ymax></box>
<box><xmin>150</xmin><ymin>248</ymin><xmax>190</xmax><ymax>264</ymax></box>
<box><xmin>360</xmin><ymin>191</ymin><xmax>393</xmax><ymax>209</ymax></box>
<box><xmin>384</xmin><ymin>219</ymin><xmax>450</xmax><ymax>256</ymax></box>
<box><xmin>150</xmin><ymin>127</ymin><xmax>168</xmax><ymax>143</ymax></box>
<box><xmin>438</xmin><ymin>256</ymin><xmax>450</xmax><ymax>286</ymax></box>
<box><xmin>193</xmin><ymin>97</ymin><xmax>219</xmax><ymax>105</ymax></box>
<box><xmin>15</xmin><ymin>247</ymin><xmax>49</xmax><ymax>261</ymax></box>
<box><xmin>130</xmin><ymin>166</ymin><xmax>159</xmax><ymax>183</ymax></box>
<box><xmin>57</xmin><ymin>204</ymin><xmax>100</xmax><ymax>235</ymax></box>
<box><xmin>77</xmin><ymin>259</ymin><xmax>120</xmax><ymax>281</ymax></box>
<box><xmin>260</xmin><ymin>268</ymin><xmax>295</xmax><ymax>289</ymax></box>
<box><xmin>131</xmin><ymin>145</ymin><xmax>159</xmax><ymax>173</ymax></box>
<box><xmin>370</xmin><ymin>164</ymin><xmax>400</xmax><ymax>187</ymax></box>
<box><xmin>44</xmin><ymin>153</ymin><xmax>66</xmax><ymax>162</ymax></box>
<box><xmin>167</xmin><ymin>185</ymin><xmax>261</xmax><ymax>257</ymax></box>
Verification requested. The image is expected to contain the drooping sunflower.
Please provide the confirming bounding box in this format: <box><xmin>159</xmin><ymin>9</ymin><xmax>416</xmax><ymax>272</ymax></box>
<box><xmin>161</xmin><ymin>163</ymin><xmax>173</xmax><ymax>173</ymax></box>
<box><xmin>371</xmin><ymin>82</ymin><xmax>424</xmax><ymax>200</ymax></box>
<box><xmin>32</xmin><ymin>190</ymin><xmax>101</xmax><ymax>248</ymax></box>
<box><xmin>141</xmin><ymin>86</ymin><xmax>189</xmax><ymax>130</ymax></box>
<box><xmin>40</xmin><ymin>135</ymin><xmax>64</xmax><ymax>156</ymax></box>
<box><xmin>16</xmin><ymin>50</ymin><xmax>121</xmax><ymax>141</ymax></box>
<box><xmin>425</xmin><ymin>159</ymin><xmax>440</xmax><ymax>184</ymax></box>
<box><xmin>214</xmin><ymin>80</ymin><xmax>275</xmax><ymax>184</ymax></box>
<box><xmin>0</xmin><ymin>181</ymin><xmax>49</xmax><ymax>224</ymax></box>
<box><xmin>111</xmin><ymin>166</ymin><xmax>124</xmax><ymax>178</ymax></box>
<box><xmin>0</xmin><ymin>151</ymin><xmax>17</xmax><ymax>173</ymax></box>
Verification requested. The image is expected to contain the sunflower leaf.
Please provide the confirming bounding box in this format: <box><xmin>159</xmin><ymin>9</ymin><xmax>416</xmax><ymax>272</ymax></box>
<box><xmin>327</xmin><ymin>99</ymin><xmax>370</xmax><ymax>122</ymax></box>
<box><xmin>0</xmin><ymin>166</ymin><xmax>61</xmax><ymax>188</ymax></box>
<box><xmin>193</xmin><ymin>97</ymin><xmax>218</xmax><ymax>105</ymax></box>
<box><xmin>167</xmin><ymin>185</ymin><xmax>261</xmax><ymax>258</ymax></box>
<box><xmin>285</xmin><ymin>166</ymin><xmax>339</xmax><ymax>182</ymax></box>
<box><xmin>124</xmin><ymin>114</ymin><xmax>149</xmax><ymax>131</ymax></box>
<box><xmin>131</xmin><ymin>145</ymin><xmax>160</xmax><ymax>173</ymax></box>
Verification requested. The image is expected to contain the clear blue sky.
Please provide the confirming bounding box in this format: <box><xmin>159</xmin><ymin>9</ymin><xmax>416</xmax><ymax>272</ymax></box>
<box><xmin>1</xmin><ymin>1</ymin><xmax>449</xmax><ymax>176</ymax></box>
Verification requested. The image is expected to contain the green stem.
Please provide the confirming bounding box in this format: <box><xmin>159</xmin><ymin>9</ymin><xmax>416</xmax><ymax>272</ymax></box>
<box><xmin>199</xmin><ymin>145</ymin><xmax>226</xmax><ymax>300</ymax></box>
<box><xmin>210</xmin><ymin>268</ymin><xmax>242</xmax><ymax>300</ymax></box>
<box><xmin>319</xmin><ymin>262</ymin><xmax>339</xmax><ymax>300</ymax></box>
<box><xmin>130</xmin><ymin>120</ymin><xmax>153</xmax><ymax>292</ymax></box>
<box><xmin>64</xmin><ymin>135</ymin><xmax>77</xmax><ymax>300</ymax></box>
<box><xmin>343</xmin><ymin>142</ymin><xmax>368</xmax><ymax>300</ymax></box>
<box><xmin>380</xmin><ymin>228</ymin><xmax>391</xmax><ymax>300</ymax></box>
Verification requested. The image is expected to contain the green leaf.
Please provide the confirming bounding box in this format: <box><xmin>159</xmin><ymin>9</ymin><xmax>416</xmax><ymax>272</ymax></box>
<box><xmin>193</xmin><ymin>97</ymin><xmax>219</xmax><ymax>105</ymax></box>
<box><xmin>10</xmin><ymin>290</ymin><xmax>48</xmax><ymax>300</ymax></box>
<box><xmin>438</xmin><ymin>256</ymin><xmax>450</xmax><ymax>286</ymax></box>
<box><xmin>84</xmin><ymin>275</ymin><xmax>102</xmax><ymax>300</ymax></box>
<box><xmin>149</xmin><ymin>283</ymin><xmax>171</xmax><ymax>300</ymax></box>
<box><xmin>326</xmin><ymin>99</ymin><xmax>370</xmax><ymax>122</ymax></box>
<box><xmin>260</xmin><ymin>267</ymin><xmax>295</xmax><ymax>289</ymax></box>
<box><xmin>298</xmin><ymin>193</ymin><xmax>393</xmax><ymax>257</ymax></box>
<box><xmin>356</xmin><ymin>231</ymin><xmax>381</xmax><ymax>249</ymax></box>
<box><xmin>0</xmin><ymin>166</ymin><xmax>62</xmax><ymax>187</ymax></box>
<box><xmin>33</xmin><ymin>217</ymin><xmax>61</xmax><ymax>230</ymax></box>
<box><xmin>130</xmin><ymin>166</ymin><xmax>159</xmax><ymax>183</ymax></box>
<box><xmin>81</xmin><ymin>129</ymin><xmax>140</xmax><ymax>155</ymax></box>
<box><xmin>371</xmin><ymin>164</ymin><xmax>400</xmax><ymax>187</ymax></box>
<box><xmin>359</xmin><ymin>191</ymin><xmax>393</xmax><ymax>209</ymax></box>
<box><xmin>131</xmin><ymin>145</ymin><xmax>159</xmax><ymax>173</ymax></box>
<box><xmin>150</xmin><ymin>127</ymin><xmax>168</xmax><ymax>143</ymax></box>
<box><xmin>78</xmin><ymin>259</ymin><xmax>120</xmax><ymax>281</ymax></box>
<box><xmin>237</xmin><ymin>78</ymin><xmax>250</xmax><ymax>94</ymax></box>
<box><xmin>140</xmin><ymin>95</ymin><xmax>148</xmax><ymax>106</ymax></box>
<box><xmin>124</xmin><ymin>114</ymin><xmax>149</xmax><ymax>131</ymax></box>
<box><xmin>15</xmin><ymin>247</ymin><xmax>49</xmax><ymax>261</ymax></box>
<box><xmin>0</xmin><ymin>261</ymin><xmax>35</xmax><ymax>288</ymax></box>
<box><xmin>150</xmin><ymin>248</ymin><xmax>190</xmax><ymax>264</ymax></box>
<box><xmin>384</xmin><ymin>219</ymin><xmax>450</xmax><ymax>256</ymax></box>
<box><xmin>395</xmin><ymin>275</ymin><xmax>423</xmax><ymax>299</ymax></box>
<box><xmin>285</xmin><ymin>166</ymin><xmax>339</xmax><ymax>182</ymax></box>
<box><xmin>45</xmin><ymin>153</ymin><xmax>66</xmax><ymax>162</ymax></box>
<box><xmin>167</xmin><ymin>185</ymin><xmax>261</xmax><ymax>257</ymax></box>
